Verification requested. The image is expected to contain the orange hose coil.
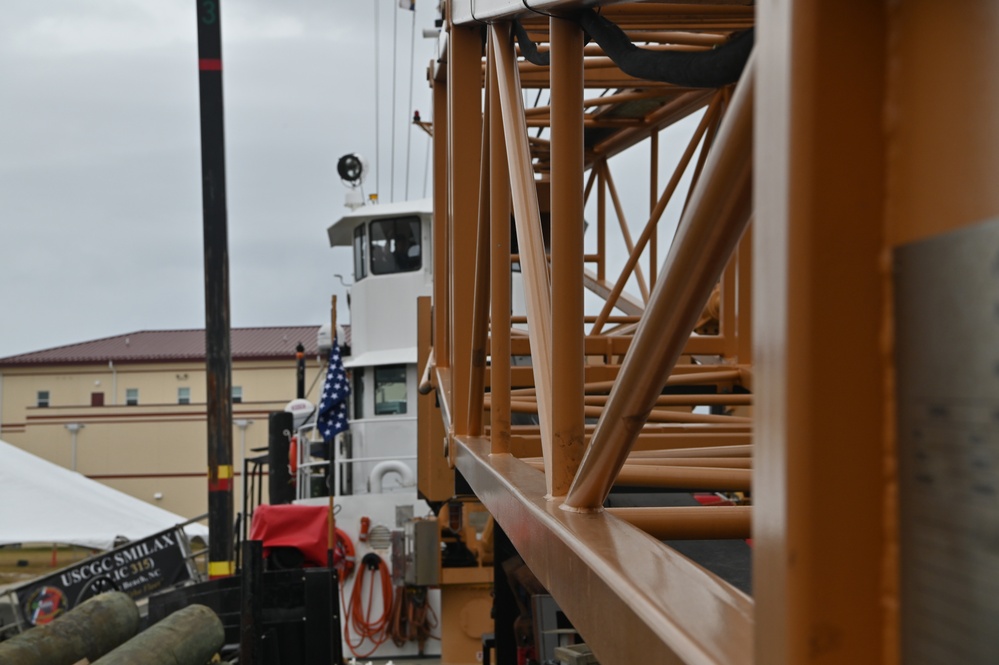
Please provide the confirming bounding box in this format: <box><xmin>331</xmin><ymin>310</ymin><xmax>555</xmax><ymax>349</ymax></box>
<box><xmin>343</xmin><ymin>553</ymin><xmax>394</xmax><ymax>658</ymax></box>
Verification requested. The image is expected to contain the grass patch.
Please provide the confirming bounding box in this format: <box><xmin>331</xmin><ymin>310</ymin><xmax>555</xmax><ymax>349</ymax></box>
<box><xmin>0</xmin><ymin>546</ymin><xmax>96</xmax><ymax>587</ymax></box>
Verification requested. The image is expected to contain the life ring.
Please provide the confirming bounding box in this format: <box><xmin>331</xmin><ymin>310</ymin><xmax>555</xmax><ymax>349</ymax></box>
<box><xmin>333</xmin><ymin>527</ymin><xmax>356</xmax><ymax>580</ymax></box>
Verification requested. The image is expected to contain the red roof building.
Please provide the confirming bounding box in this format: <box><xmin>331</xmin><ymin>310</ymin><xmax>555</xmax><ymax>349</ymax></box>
<box><xmin>0</xmin><ymin>326</ymin><xmax>333</xmax><ymax>367</ymax></box>
<box><xmin>0</xmin><ymin>325</ymin><xmax>349</xmax><ymax>519</ymax></box>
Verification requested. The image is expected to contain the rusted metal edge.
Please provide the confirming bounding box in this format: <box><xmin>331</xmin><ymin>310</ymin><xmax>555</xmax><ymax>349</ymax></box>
<box><xmin>453</xmin><ymin>434</ymin><xmax>753</xmax><ymax>665</ymax></box>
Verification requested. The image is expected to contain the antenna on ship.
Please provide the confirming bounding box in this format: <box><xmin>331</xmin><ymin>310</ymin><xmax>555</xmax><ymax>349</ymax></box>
<box><xmin>337</xmin><ymin>153</ymin><xmax>369</xmax><ymax>210</ymax></box>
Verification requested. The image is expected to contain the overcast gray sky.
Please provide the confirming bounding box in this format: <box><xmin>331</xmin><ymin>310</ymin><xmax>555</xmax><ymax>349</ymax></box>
<box><xmin>0</xmin><ymin>1</ymin><xmax>699</xmax><ymax>360</ymax></box>
<box><xmin>0</xmin><ymin>1</ymin><xmax>440</xmax><ymax>358</ymax></box>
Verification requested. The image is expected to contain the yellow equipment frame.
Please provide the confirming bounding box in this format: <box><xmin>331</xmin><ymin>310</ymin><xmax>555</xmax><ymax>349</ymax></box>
<box><xmin>419</xmin><ymin>2</ymin><xmax>999</xmax><ymax>664</ymax></box>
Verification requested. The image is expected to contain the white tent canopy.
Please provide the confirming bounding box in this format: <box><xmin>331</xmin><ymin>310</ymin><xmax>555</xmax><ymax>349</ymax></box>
<box><xmin>0</xmin><ymin>438</ymin><xmax>209</xmax><ymax>550</ymax></box>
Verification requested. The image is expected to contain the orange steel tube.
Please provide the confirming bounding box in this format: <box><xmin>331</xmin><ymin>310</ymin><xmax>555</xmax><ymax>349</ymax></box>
<box><xmin>721</xmin><ymin>244</ymin><xmax>738</xmax><ymax>357</ymax></box>
<box><xmin>631</xmin><ymin>444</ymin><xmax>753</xmax><ymax>459</ymax></box>
<box><xmin>583</xmin><ymin>393</ymin><xmax>753</xmax><ymax>407</ymax></box>
<box><xmin>620</xmin><ymin>31</ymin><xmax>730</xmax><ymax>47</ymax></box>
<box><xmin>599</xmin><ymin>4</ymin><xmax>755</xmax><ymax>17</ymax></box>
<box><xmin>511</xmin><ymin>433</ymin><xmax>753</xmax><ymax>453</ymax></box>
<box><xmin>608</xmin><ymin>506</ymin><xmax>752</xmax><ymax>540</ymax></box>
<box><xmin>549</xmin><ymin>16</ymin><xmax>586</xmax><ymax>497</ymax></box>
<box><xmin>467</xmin><ymin>59</ymin><xmax>492</xmax><ymax>437</ymax></box>
<box><xmin>418</xmin><ymin>347</ymin><xmax>435</xmax><ymax>395</ymax></box>
<box><xmin>491</xmin><ymin>23</ymin><xmax>555</xmax><ymax>476</ymax></box>
<box><xmin>511</xmin><ymin>423</ymin><xmax>752</xmax><ymax>436</ymax></box>
<box><xmin>451</xmin><ymin>435</ymin><xmax>753</xmax><ymax>664</ymax></box>
<box><xmin>681</xmin><ymin>91</ymin><xmax>726</xmax><ymax>218</ymax></box>
<box><xmin>650</xmin><ymin>128</ymin><xmax>658</xmax><ymax>287</ymax></box>
<box><xmin>524</xmin><ymin>117</ymin><xmax>647</xmax><ymax>129</ymax></box>
<box><xmin>521</xmin><ymin>43</ymin><xmax>712</xmax><ymax>60</ymax></box>
<box><xmin>509</xmin><ymin>253</ymin><xmax>600</xmax><ymax>263</ymax></box>
<box><xmin>523</xmin><ymin>458</ymin><xmax>752</xmax><ymax>491</ymax></box>
<box><xmin>524</xmin><ymin>89</ymin><xmax>683</xmax><ymax>118</ymax></box>
<box><xmin>737</xmin><ymin>222</ymin><xmax>753</xmax><ymax>363</ymax></box>
<box><xmin>453</xmin><ymin>1</ymin><xmax>754</xmax><ymax>25</ymax></box>
<box><xmin>602</xmin><ymin>405</ymin><xmax>749</xmax><ymax>425</ymax></box>
<box><xmin>592</xmin><ymin>89</ymin><xmax>713</xmax><ymax>160</ymax></box>
<box><xmin>489</xmin><ymin>36</ymin><xmax>512</xmax><ymax>456</ymax></box>
<box><xmin>590</xmin><ymin>92</ymin><xmax>723</xmax><ymax>335</ymax></box>
<box><xmin>565</xmin><ymin>56</ymin><xmax>755</xmax><ymax>511</ymax></box>
<box><xmin>432</xmin><ymin>75</ymin><xmax>450</xmax><ymax>368</ymax></box>
<box><xmin>664</xmin><ymin>369</ymin><xmax>742</xmax><ymax>386</ymax></box>
<box><xmin>597</xmin><ymin>160</ymin><xmax>606</xmax><ymax>281</ymax></box>
<box><xmin>491</xmin><ymin>398</ymin><xmax>751</xmax><ymax>426</ymax></box>
<box><xmin>510</xmin><ymin>369</ymin><xmax>742</xmax><ymax>397</ymax></box>
<box><xmin>620</xmin><ymin>457</ymin><xmax>751</xmax><ymax>469</ymax></box>
<box><xmin>604</xmin><ymin>163</ymin><xmax>650</xmax><ymax>302</ymax></box>
<box><xmin>447</xmin><ymin>20</ymin><xmax>483</xmax><ymax>436</ymax></box>
<box><xmin>615</xmin><ymin>464</ymin><xmax>752</xmax><ymax>491</ymax></box>
<box><xmin>583</xmin><ymin>166</ymin><xmax>598</xmax><ymax>204</ymax></box>
<box><xmin>524</xmin><ymin>455</ymin><xmax>751</xmax><ymax>469</ymax></box>
<box><xmin>511</xmin><ymin>315</ymin><xmax>641</xmax><ymax>324</ymax></box>
<box><xmin>510</xmin><ymin>254</ymin><xmax>600</xmax><ymax>263</ymax></box>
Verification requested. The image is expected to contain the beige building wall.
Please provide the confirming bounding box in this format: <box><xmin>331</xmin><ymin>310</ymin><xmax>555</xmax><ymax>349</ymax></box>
<box><xmin>0</xmin><ymin>357</ymin><xmax>323</xmax><ymax>518</ymax></box>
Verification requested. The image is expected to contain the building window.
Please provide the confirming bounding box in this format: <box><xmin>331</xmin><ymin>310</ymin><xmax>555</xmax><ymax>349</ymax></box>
<box><xmin>370</xmin><ymin>216</ymin><xmax>422</xmax><ymax>275</ymax></box>
<box><xmin>37</xmin><ymin>391</ymin><xmax>50</xmax><ymax>408</ymax></box>
<box><xmin>353</xmin><ymin>369</ymin><xmax>365</xmax><ymax>420</ymax></box>
<box><xmin>232</xmin><ymin>386</ymin><xmax>243</xmax><ymax>404</ymax></box>
<box><xmin>125</xmin><ymin>388</ymin><xmax>139</xmax><ymax>406</ymax></box>
<box><xmin>353</xmin><ymin>224</ymin><xmax>368</xmax><ymax>281</ymax></box>
<box><xmin>178</xmin><ymin>387</ymin><xmax>191</xmax><ymax>405</ymax></box>
<box><xmin>91</xmin><ymin>392</ymin><xmax>104</xmax><ymax>407</ymax></box>
<box><xmin>374</xmin><ymin>365</ymin><xmax>407</xmax><ymax>415</ymax></box>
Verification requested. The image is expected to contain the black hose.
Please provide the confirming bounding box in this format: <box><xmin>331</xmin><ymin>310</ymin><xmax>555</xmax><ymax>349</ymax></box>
<box><xmin>575</xmin><ymin>9</ymin><xmax>753</xmax><ymax>88</ymax></box>
<box><xmin>513</xmin><ymin>20</ymin><xmax>549</xmax><ymax>66</ymax></box>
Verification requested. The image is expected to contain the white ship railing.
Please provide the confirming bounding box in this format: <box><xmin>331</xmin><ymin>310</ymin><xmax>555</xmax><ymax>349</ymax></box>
<box><xmin>293</xmin><ymin>422</ymin><xmax>417</xmax><ymax>500</ymax></box>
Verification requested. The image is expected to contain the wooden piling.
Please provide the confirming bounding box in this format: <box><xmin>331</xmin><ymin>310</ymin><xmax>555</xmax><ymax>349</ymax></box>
<box><xmin>92</xmin><ymin>604</ymin><xmax>224</xmax><ymax>665</ymax></box>
<box><xmin>0</xmin><ymin>591</ymin><xmax>139</xmax><ymax>665</ymax></box>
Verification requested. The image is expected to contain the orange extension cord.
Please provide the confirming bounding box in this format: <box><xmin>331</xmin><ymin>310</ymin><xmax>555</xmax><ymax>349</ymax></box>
<box><xmin>390</xmin><ymin>586</ymin><xmax>440</xmax><ymax>654</ymax></box>
<box><xmin>343</xmin><ymin>553</ymin><xmax>395</xmax><ymax>658</ymax></box>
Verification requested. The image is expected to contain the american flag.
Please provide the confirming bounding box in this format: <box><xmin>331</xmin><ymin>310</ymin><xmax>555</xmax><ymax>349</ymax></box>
<box><xmin>317</xmin><ymin>336</ymin><xmax>351</xmax><ymax>443</ymax></box>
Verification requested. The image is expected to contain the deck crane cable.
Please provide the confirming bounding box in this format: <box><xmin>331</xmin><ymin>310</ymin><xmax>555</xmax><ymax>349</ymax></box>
<box><xmin>405</xmin><ymin>5</ymin><xmax>417</xmax><ymax>200</ymax></box>
<box><xmin>375</xmin><ymin>0</ymin><xmax>382</xmax><ymax>199</ymax></box>
<box><xmin>422</xmin><ymin>130</ymin><xmax>430</xmax><ymax>198</ymax></box>
<box><xmin>391</xmin><ymin>1</ymin><xmax>400</xmax><ymax>202</ymax></box>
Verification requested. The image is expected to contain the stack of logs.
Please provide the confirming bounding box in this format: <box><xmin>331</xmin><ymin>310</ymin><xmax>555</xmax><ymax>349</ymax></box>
<box><xmin>0</xmin><ymin>592</ymin><xmax>225</xmax><ymax>665</ymax></box>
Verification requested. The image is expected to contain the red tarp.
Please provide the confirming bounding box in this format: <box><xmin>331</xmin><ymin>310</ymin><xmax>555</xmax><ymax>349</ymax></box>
<box><xmin>249</xmin><ymin>504</ymin><xmax>331</xmax><ymax>567</ymax></box>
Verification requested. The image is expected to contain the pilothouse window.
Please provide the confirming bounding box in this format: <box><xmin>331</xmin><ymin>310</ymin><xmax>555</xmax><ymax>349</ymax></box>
<box><xmin>370</xmin><ymin>217</ymin><xmax>421</xmax><ymax>275</ymax></box>
<box><xmin>353</xmin><ymin>225</ymin><xmax>368</xmax><ymax>281</ymax></box>
<box><xmin>374</xmin><ymin>365</ymin><xmax>407</xmax><ymax>415</ymax></box>
<box><xmin>353</xmin><ymin>369</ymin><xmax>365</xmax><ymax>420</ymax></box>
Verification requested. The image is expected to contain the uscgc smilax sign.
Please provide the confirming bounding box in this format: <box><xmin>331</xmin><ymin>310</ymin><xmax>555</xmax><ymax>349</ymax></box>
<box><xmin>14</xmin><ymin>526</ymin><xmax>198</xmax><ymax>626</ymax></box>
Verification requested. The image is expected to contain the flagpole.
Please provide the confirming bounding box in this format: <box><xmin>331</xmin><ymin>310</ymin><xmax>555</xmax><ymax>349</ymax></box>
<box><xmin>328</xmin><ymin>294</ymin><xmax>337</xmax><ymax>546</ymax></box>
<box><xmin>327</xmin><ymin>294</ymin><xmax>345</xmax><ymax>665</ymax></box>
